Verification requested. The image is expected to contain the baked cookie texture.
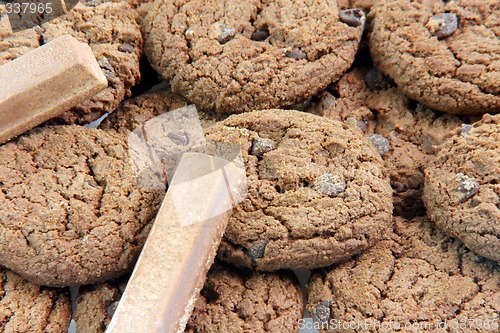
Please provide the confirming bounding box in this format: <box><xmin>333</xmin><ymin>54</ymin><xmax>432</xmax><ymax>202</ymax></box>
<box><xmin>185</xmin><ymin>263</ymin><xmax>303</xmax><ymax>333</ymax></box>
<box><xmin>306</xmin><ymin>67</ymin><xmax>470</xmax><ymax>218</ymax></box>
<box><xmin>307</xmin><ymin>216</ymin><xmax>500</xmax><ymax>332</ymax></box>
<box><xmin>143</xmin><ymin>0</ymin><xmax>364</xmax><ymax>114</ymax></box>
<box><xmin>424</xmin><ymin>113</ymin><xmax>500</xmax><ymax>263</ymax></box>
<box><xmin>74</xmin><ymin>262</ymin><xmax>303</xmax><ymax>333</ymax></box>
<box><xmin>74</xmin><ymin>275</ymin><xmax>128</xmax><ymax>333</ymax></box>
<box><xmin>99</xmin><ymin>88</ymin><xmax>190</xmax><ymax>136</ymax></box>
<box><xmin>0</xmin><ymin>268</ymin><xmax>72</xmax><ymax>333</ymax></box>
<box><xmin>99</xmin><ymin>88</ymin><xmax>224</xmax><ymax>137</ymax></box>
<box><xmin>369</xmin><ymin>0</ymin><xmax>500</xmax><ymax>115</ymax></box>
<box><xmin>0</xmin><ymin>125</ymin><xmax>164</xmax><ymax>287</ymax></box>
<box><xmin>0</xmin><ymin>1</ymin><xmax>143</xmax><ymax>124</ymax></box>
<box><xmin>206</xmin><ymin>109</ymin><xmax>393</xmax><ymax>271</ymax></box>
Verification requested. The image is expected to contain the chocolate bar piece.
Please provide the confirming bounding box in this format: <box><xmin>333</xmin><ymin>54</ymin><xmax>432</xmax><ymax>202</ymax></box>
<box><xmin>0</xmin><ymin>34</ymin><xmax>107</xmax><ymax>144</ymax></box>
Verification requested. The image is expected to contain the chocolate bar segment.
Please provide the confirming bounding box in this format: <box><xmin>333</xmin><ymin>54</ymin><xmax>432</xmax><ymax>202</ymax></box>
<box><xmin>0</xmin><ymin>34</ymin><xmax>107</xmax><ymax>144</ymax></box>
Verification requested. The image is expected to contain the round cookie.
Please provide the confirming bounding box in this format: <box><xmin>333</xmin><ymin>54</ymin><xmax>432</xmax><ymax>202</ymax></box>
<box><xmin>143</xmin><ymin>0</ymin><xmax>365</xmax><ymax>114</ymax></box>
<box><xmin>424</xmin><ymin>113</ymin><xmax>500</xmax><ymax>263</ymax></box>
<box><xmin>0</xmin><ymin>125</ymin><xmax>164</xmax><ymax>286</ymax></box>
<box><xmin>74</xmin><ymin>262</ymin><xmax>304</xmax><ymax>333</ymax></box>
<box><xmin>306</xmin><ymin>67</ymin><xmax>470</xmax><ymax>218</ymax></box>
<box><xmin>0</xmin><ymin>267</ymin><xmax>72</xmax><ymax>333</ymax></box>
<box><xmin>307</xmin><ymin>216</ymin><xmax>500</xmax><ymax>332</ymax></box>
<box><xmin>206</xmin><ymin>109</ymin><xmax>393</xmax><ymax>271</ymax></box>
<box><xmin>369</xmin><ymin>0</ymin><xmax>500</xmax><ymax>115</ymax></box>
<box><xmin>0</xmin><ymin>1</ymin><xmax>143</xmax><ymax>124</ymax></box>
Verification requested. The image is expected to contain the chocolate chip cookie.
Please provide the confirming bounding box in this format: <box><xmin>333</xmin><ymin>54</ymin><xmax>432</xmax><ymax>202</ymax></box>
<box><xmin>0</xmin><ymin>267</ymin><xmax>72</xmax><ymax>333</ymax></box>
<box><xmin>0</xmin><ymin>1</ymin><xmax>143</xmax><ymax>124</ymax></box>
<box><xmin>424</xmin><ymin>113</ymin><xmax>500</xmax><ymax>263</ymax></box>
<box><xmin>307</xmin><ymin>216</ymin><xmax>500</xmax><ymax>332</ymax></box>
<box><xmin>0</xmin><ymin>125</ymin><xmax>164</xmax><ymax>286</ymax></box>
<box><xmin>206</xmin><ymin>109</ymin><xmax>393</xmax><ymax>271</ymax></box>
<box><xmin>369</xmin><ymin>0</ymin><xmax>500</xmax><ymax>115</ymax></box>
<box><xmin>74</xmin><ymin>262</ymin><xmax>304</xmax><ymax>333</ymax></box>
<box><xmin>307</xmin><ymin>67</ymin><xmax>469</xmax><ymax>218</ymax></box>
<box><xmin>143</xmin><ymin>0</ymin><xmax>365</xmax><ymax>114</ymax></box>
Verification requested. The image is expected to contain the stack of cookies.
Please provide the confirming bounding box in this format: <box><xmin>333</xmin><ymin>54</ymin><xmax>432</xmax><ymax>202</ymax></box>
<box><xmin>0</xmin><ymin>0</ymin><xmax>498</xmax><ymax>332</ymax></box>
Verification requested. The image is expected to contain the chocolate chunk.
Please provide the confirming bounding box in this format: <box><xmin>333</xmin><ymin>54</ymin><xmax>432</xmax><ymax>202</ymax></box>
<box><xmin>248</xmin><ymin>240</ymin><xmax>268</xmax><ymax>259</ymax></box>
<box><xmin>427</xmin><ymin>13</ymin><xmax>458</xmax><ymax>39</ymax></box>
<box><xmin>365</xmin><ymin>67</ymin><xmax>390</xmax><ymax>90</ymax></box>
<box><xmin>339</xmin><ymin>8</ymin><xmax>366</xmax><ymax>28</ymax></box>
<box><xmin>251</xmin><ymin>29</ymin><xmax>270</xmax><ymax>41</ymax></box>
<box><xmin>118</xmin><ymin>43</ymin><xmax>134</xmax><ymax>53</ymax></box>
<box><xmin>461</xmin><ymin>124</ymin><xmax>473</xmax><ymax>136</ymax></box>
<box><xmin>98</xmin><ymin>57</ymin><xmax>117</xmax><ymax>81</ymax></box>
<box><xmin>367</xmin><ymin>134</ymin><xmax>390</xmax><ymax>156</ymax></box>
<box><xmin>314</xmin><ymin>173</ymin><xmax>347</xmax><ymax>197</ymax></box>
<box><xmin>312</xmin><ymin>299</ymin><xmax>332</xmax><ymax>325</ymax></box>
<box><xmin>455</xmin><ymin>173</ymin><xmax>479</xmax><ymax>202</ymax></box>
<box><xmin>285</xmin><ymin>49</ymin><xmax>307</xmax><ymax>60</ymax></box>
<box><xmin>216</xmin><ymin>26</ymin><xmax>237</xmax><ymax>44</ymax></box>
<box><xmin>250</xmin><ymin>138</ymin><xmax>277</xmax><ymax>157</ymax></box>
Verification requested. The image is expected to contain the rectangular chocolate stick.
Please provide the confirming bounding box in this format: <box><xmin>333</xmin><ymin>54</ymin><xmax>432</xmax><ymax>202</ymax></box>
<box><xmin>106</xmin><ymin>151</ymin><xmax>246</xmax><ymax>333</ymax></box>
<box><xmin>0</xmin><ymin>34</ymin><xmax>107</xmax><ymax>144</ymax></box>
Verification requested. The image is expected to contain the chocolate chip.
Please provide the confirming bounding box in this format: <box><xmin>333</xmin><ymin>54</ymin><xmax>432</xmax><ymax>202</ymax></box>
<box><xmin>98</xmin><ymin>57</ymin><xmax>117</xmax><ymax>81</ymax></box>
<box><xmin>355</xmin><ymin>119</ymin><xmax>371</xmax><ymax>133</ymax></box>
<box><xmin>339</xmin><ymin>8</ymin><xmax>366</xmax><ymax>27</ymax></box>
<box><xmin>107</xmin><ymin>301</ymin><xmax>119</xmax><ymax>318</ymax></box>
<box><xmin>118</xmin><ymin>43</ymin><xmax>134</xmax><ymax>53</ymax></box>
<box><xmin>216</xmin><ymin>26</ymin><xmax>237</xmax><ymax>44</ymax></box>
<box><xmin>285</xmin><ymin>49</ymin><xmax>307</xmax><ymax>60</ymax></box>
<box><xmin>427</xmin><ymin>13</ymin><xmax>458</xmax><ymax>39</ymax></box>
<box><xmin>314</xmin><ymin>173</ymin><xmax>347</xmax><ymax>197</ymax></box>
<box><xmin>251</xmin><ymin>29</ymin><xmax>269</xmax><ymax>41</ymax></box>
<box><xmin>365</xmin><ymin>68</ymin><xmax>390</xmax><ymax>90</ymax></box>
<box><xmin>312</xmin><ymin>299</ymin><xmax>332</xmax><ymax>325</ymax></box>
<box><xmin>200</xmin><ymin>283</ymin><xmax>219</xmax><ymax>303</ymax></box>
<box><xmin>461</xmin><ymin>124</ymin><xmax>473</xmax><ymax>136</ymax></box>
<box><xmin>167</xmin><ymin>130</ymin><xmax>189</xmax><ymax>146</ymax></box>
<box><xmin>367</xmin><ymin>134</ymin><xmax>390</xmax><ymax>156</ymax></box>
<box><xmin>455</xmin><ymin>173</ymin><xmax>480</xmax><ymax>202</ymax></box>
<box><xmin>250</xmin><ymin>138</ymin><xmax>277</xmax><ymax>157</ymax></box>
<box><xmin>248</xmin><ymin>240</ymin><xmax>268</xmax><ymax>259</ymax></box>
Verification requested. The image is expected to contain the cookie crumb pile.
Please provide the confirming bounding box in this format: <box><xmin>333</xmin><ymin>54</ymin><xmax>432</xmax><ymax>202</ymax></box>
<box><xmin>0</xmin><ymin>0</ymin><xmax>498</xmax><ymax>331</ymax></box>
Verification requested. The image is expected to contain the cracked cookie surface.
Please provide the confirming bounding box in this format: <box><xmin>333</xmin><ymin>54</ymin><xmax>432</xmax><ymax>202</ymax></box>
<box><xmin>0</xmin><ymin>125</ymin><xmax>164</xmax><ymax>286</ymax></box>
<box><xmin>0</xmin><ymin>2</ymin><xmax>143</xmax><ymax>124</ymax></box>
<box><xmin>74</xmin><ymin>262</ymin><xmax>303</xmax><ymax>333</ymax></box>
<box><xmin>306</xmin><ymin>67</ymin><xmax>472</xmax><ymax>218</ymax></box>
<box><xmin>99</xmin><ymin>88</ymin><xmax>190</xmax><ymax>136</ymax></box>
<box><xmin>424</xmin><ymin>113</ymin><xmax>500</xmax><ymax>263</ymax></box>
<box><xmin>307</xmin><ymin>216</ymin><xmax>500</xmax><ymax>332</ymax></box>
<box><xmin>206</xmin><ymin>110</ymin><xmax>393</xmax><ymax>271</ymax></box>
<box><xmin>0</xmin><ymin>267</ymin><xmax>72</xmax><ymax>333</ymax></box>
<box><xmin>98</xmin><ymin>88</ymin><xmax>224</xmax><ymax>139</ymax></box>
<box><xmin>143</xmin><ymin>0</ymin><xmax>364</xmax><ymax>114</ymax></box>
<box><xmin>369</xmin><ymin>0</ymin><xmax>500</xmax><ymax>115</ymax></box>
